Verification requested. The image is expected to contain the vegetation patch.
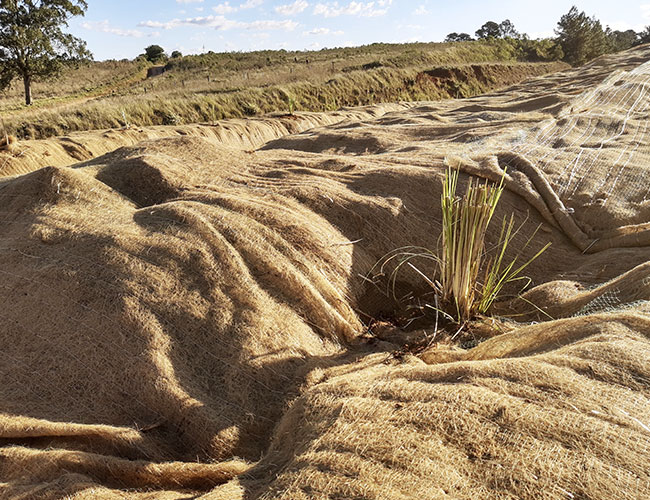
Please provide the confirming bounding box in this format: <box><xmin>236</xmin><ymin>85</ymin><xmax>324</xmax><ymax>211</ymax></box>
<box><xmin>370</xmin><ymin>165</ymin><xmax>550</xmax><ymax>345</ymax></box>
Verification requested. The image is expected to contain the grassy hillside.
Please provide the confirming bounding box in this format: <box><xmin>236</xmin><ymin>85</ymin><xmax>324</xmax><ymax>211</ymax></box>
<box><xmin>0</xmin><ymin>40</ymin><xmax>566</xmax><ymax>140</ymax></box>
<box><xmin>0</xmin><ymin>59</ymin><xmax>145</xmax><ymax>110</ymax></box>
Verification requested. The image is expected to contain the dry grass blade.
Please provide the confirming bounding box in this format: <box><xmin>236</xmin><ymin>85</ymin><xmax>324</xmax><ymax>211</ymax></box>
<box><xmin>366</xmin><ymin>246</ymin><xmax>440</xmax><ymax>300</ymax></box>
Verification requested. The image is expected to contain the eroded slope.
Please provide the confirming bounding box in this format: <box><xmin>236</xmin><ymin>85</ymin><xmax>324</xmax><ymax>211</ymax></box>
<box><xmin>1</xmin><ymin>47</ymin><xmax>649</xmax><ymax>499</ymax></box>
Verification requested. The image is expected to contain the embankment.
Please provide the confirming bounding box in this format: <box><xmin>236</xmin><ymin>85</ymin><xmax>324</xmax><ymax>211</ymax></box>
<box><xmin>2</xmin><ymin>61</ymin><xmax>565</xmax><ymax>141</ymax></box>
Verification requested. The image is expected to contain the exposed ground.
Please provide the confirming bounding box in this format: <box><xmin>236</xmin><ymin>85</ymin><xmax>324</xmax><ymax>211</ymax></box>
<box><xmin>0</xmin><ymin>45</ymin><xmax>649</xmax><ymax>499</ymax></box>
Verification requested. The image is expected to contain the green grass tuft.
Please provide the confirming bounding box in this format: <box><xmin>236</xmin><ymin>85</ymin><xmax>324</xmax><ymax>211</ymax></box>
<box><xmin>372</xmin><ymin>164</ymin><xmax>550</xmax><ymax>326</ymax></box>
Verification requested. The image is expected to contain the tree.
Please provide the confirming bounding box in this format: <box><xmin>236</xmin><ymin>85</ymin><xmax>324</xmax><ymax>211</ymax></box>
<box><xmin>474</xmin><ymin>19</ymin><xmax>522</xmax><ymax>41</ymax></box>
<box><xmin>445</xmin><ymin>32</ymin><xmax>473</xmax><ymax>42</ymax></box>
<box><xmin>638</xmin><ymin>26</ymin><xmax>650</xmax><ymax>46</ymax></box>
<box><xmin>170</xmin><ymin>50</ymin><xmax>182</xmax><ymax>58</ymax></box>
<box><xmin>0</xmin><ymin>0</ymin><xmax>91</xmax><ymax>106</ymax></box>
<box><xmin>144</xmin><ymin>45</ymin><xmax>166</xmax><ymax>63</ymax></box>
<box><xmin>475</xmin><ymin>21</ymin><xmax>502</xmax><ymax>40</ymax></box>
<box><xmin>499</xmin><ymin>19</ymin><xmax>520</xmax><ymax>39</ymax></box>
<box><xmin>555</xmin><ymin>6</ymin><xmax>610</xmax><ymax>66</ymax></box>
<box><xmin>607</xmin><ymin>29</ymin><xmax>637</xmax><ymax>52</ymax></box>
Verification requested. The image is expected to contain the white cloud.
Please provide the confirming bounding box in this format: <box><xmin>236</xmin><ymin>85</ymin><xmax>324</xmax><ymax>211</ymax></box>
<box><xmin>213</xmin><ymin>2</ymin><xmax>237</xmax><ymax>14</ymax></box>
<box><xmin>240</xmin><ymin>0</ymin><xmax>263</xmax><ymax>9</ymax></box>
<box><xmin>139</xmin><ymin>16</ymin><xmax>235</xmax><ymax>29</ymax></box>
<box><xmin>304</xmin><ymin>27</ymin><xmax>343</xmax><ymax>35</ymax></box>
<box><xmin>247</xmin><ymin>19</ymin><xmax>298</xmax><ymax>30</ymax></box>
<box><xmin>139</xmin><ymin>20</ymin><xmax>173</xmax><ymax>29</ymax></box>
<box><xmin>275</xmin><ymin>0</ymin><xmax>309</xmax><ymax>16</ymax></box>
<box><xmin>414</xmin><ymin>5</ymin><xmax>429</xmax><ymax>15</ymax></box>
<box><xmin>210</xmin><ymin>0</ymin><xmax>261</xmax><ymax>14</ymax></box>
<box><xmin>138</xmin><ymin>15</ymin><xmax>296</xmax><ymax>31</ymax></box>
<box><xmin>313</xmin><ymin>1</ymin><xmax>389</xmax><ymax>18</ymax></box>
<box><xmin>81</xmin><ymin>20</ymin><xmax>153</xmax><ymax>38</ymax></box>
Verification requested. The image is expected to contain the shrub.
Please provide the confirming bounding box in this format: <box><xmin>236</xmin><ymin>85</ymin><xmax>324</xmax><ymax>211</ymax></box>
<box><xmin>362</xmin><ymin>61</ymin><xmax>383</xmax><ymax>70</ymax></box>
<box><xmin>153</xmin><ymin>109</ymin><xmax>180</xmax><ymax>125</ymax></box>
<box><xmin>518</xmin><ymin>38</ymin><xmax>564</xmax><ymax>62</ymax></box>
<box><xmin>445</xmin><ymin>33</ymin><xmax>473</xmax><ymax>42</ymax></box>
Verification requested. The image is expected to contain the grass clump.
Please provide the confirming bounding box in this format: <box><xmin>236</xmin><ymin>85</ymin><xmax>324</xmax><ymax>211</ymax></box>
<box><xmin>440</xmin><ymin>166</ymin><xmax>550</xmax><ymax>321</ymax></box>
<box><xmin>374</xmin><ymin>165</ymin><xmax>550</xmax><ymax>327</ymax></box>
<box><xmin>440</xmin><ymin>165</ymin><xmax>503</xmax><ymax>320</ymax></box>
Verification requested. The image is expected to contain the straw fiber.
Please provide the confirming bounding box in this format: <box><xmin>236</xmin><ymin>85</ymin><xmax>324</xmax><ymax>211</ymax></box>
<box><xmin>1</xmin><ymin>46</ymin><xmax>650</xmax><ymax>499</ymax></box>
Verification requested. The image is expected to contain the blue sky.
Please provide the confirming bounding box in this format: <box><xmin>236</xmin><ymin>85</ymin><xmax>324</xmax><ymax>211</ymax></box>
<box><xmin>69</xmin><ymin>1</ymin><xmax>650</xmax><ymax>60</ymax></box>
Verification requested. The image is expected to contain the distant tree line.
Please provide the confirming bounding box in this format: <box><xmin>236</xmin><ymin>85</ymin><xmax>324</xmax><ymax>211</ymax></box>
<box><xmin>445</xmin><ymin>5</ymin><xmax>650</xmax><ymax>66</ymax></box>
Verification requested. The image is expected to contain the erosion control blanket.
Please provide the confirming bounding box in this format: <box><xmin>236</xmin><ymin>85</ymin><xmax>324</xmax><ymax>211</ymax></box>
<box><xmin>1</xmin><ymin>46</ymin><xmax>650</xmax><ymax>499</ymax></box>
